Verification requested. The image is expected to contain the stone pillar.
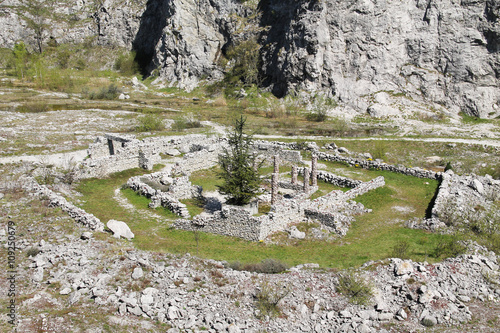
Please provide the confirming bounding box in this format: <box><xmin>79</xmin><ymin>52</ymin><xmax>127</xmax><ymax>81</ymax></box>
<box><xmin>291</xmin><ymin>165</ymin><xmax>298</xmax><ymax>185</ymax></box>
<box><xmin>311</xmin><ymin>154</ymin><xmax>318</xmax><ymax>187</ymax></box>
<box><xmin>273</xmin><ymin>155</ymin><xmax>280</xmax><ymax>174</ymax></box>
<box><xmin>303</xmin><ymin>167</ymin><xmax>310</xmax><ymax>193</ymax></box>
<box><xmin>271</xmin><ymin>173</ymin><xmax>279</xmax><ymax>205</ymax></box>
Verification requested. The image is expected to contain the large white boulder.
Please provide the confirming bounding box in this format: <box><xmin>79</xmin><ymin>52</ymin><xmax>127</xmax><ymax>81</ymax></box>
<box><xmin>107</xmin><ymin>220</ymin><xmax>134</xmax><ymax>240</ymax></box>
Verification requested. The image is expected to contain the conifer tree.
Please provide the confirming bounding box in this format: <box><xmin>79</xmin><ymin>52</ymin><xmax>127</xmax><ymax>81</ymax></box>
<box><xmin>217</xmin><ymin>116</ymin><xmax>261</xmax><ymax>205</ymax></box>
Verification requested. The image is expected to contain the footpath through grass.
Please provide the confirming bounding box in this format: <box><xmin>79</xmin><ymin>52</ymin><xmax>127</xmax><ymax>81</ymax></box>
<box><xmin>77</xmin><ymin>163</ymin><xmax>452</xmax><ymax>269</ymax></box>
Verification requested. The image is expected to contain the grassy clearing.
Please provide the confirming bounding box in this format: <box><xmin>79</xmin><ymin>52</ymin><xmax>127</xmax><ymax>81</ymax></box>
<box><xmin>77</xmin><ymin>163</ymin><xmax>450</xmax><ymax>269</ymax></box>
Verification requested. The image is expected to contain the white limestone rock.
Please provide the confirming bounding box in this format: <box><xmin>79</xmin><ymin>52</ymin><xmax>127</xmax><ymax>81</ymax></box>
<box><xmin>289</xmin><ymin>226</ymin><xmax>306</xmax><ymax>239</ymax></box>
<box><xmin>107</xmin><ymin>220</ymin><xmax>134</xmax><ymax>240</ymax></box>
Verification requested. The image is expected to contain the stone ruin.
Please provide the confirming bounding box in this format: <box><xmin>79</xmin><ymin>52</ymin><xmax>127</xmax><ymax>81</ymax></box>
<box><xmin>20</xmin><ymin>133</ymin><xmax>500</xmax><ymax>242</ymax></box>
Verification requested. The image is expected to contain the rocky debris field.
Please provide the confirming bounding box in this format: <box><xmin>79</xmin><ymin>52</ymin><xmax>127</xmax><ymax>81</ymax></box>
<box><xmin>1</xmin><ymin>162</ymin><xmax>500</xmax><ymax>332</ymax></box>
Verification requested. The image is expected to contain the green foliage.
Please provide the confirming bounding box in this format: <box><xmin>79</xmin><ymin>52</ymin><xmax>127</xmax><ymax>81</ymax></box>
<box><xmin>86</xmin><ymin>84</ymin><xmax>121</xmax><ymax>100</ymax></box>
<box><xmin>255</xmin><ymin>280</ymin><xmax>290</xmax><ymax>318</ymax></box>
<box><xmin>460</xmin><ymin>112</ymin><xmax>489</xmax><ymax>124</ymax></box>
<box><xmin>13</xmin><ymin>42</ymin><xmax>29</xmax><ymax>79</ymax></box>
<box><xmin>17</xmin><ymin>102</ymin><xmax>49</xmax><ymax>113</ymax></box>
<box><xmin>336</xmin><ymin>271</ymin><xmax>373</xmax><ymax>305</ymax></box>
<box><xmin>26</xmin><ymin>247</ymin><xmax>41</xmax><ymax>257</ymax></box>
<box><xmin>217</xmin><ymin>116</ymin><xmax>262</xmax><ymax>205</ymax></box>
<box><xmin>372</xmin><ymin>141</ymin><xmax>387</xmax><ymax>160</ymax></box>
<box><xmin>391</xmin><ymin>240</ymin><xmax>411</xmax><ymax>259</ymax></box>
<box><xmin>18</xmin><ymin>0</ymin><xmax>54</xmax><ymax>53</ymax></box>
<box><xmin>225</xmin><ymin>38</ymin><xmax>261</xmax><ymax>87</ymax></box>
<box><xmin>444</xmin><ymin>161</ymin><xmax>453</xmax><ymax>171</ymax></box>
<box><xmin>306</xmin><ymin>95</ymin><xmax>336</xmax><ymax>122</ymax></box>
<box><xmin>432</xmin><ymin>235</ymin><xmax>466</xmax><ymax>259</ymax></box>
<box><xmin>229</xmin><ymin>258</ymin><xmax>288</xmax><ymax>274</ymax></box>
<box><xmin>114</xmin><ymin>52</ymin><xmax>139</xmax><ymax>75</ymax></box>
<box><xmin>172</xmin><ymin>114</ymin><xmax>202</xmax><ymax>131</ymax></box>
<box><xmin>136</xmin><ymin>114</ymin><xmax>165</xmax><ymax>132</ymax></box>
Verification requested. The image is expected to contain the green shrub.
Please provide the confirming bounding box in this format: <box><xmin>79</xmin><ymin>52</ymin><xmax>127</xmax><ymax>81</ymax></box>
<box><xmin>391</xmin><ymin>240</ymin><xmax>411</xmax><ymax>259</ymax></box>
<box><xmin>172</xmin><ymin>114</ymin><xmax>202</xmax><ymax>131</ymax></box>
<box><xmin>114</xmin><ymin>52</ymin><xmax>139</xmax><ymax>75</ymax></box>
<box><xmin>372</xmin><ymin>141</ymin><xmax>387</xmax><ymax>160</ymax></box>
<box><xmin>336</xmin><ymin>271</ymin><xmax>373</xmax><ymax>305</ymax></box>
<box><xmin>17</xmin><ymin>102</ymin><xmax>49</xmax><ymax>113</ymax></box>
<box><xmin>26</xmin><ymin>247</ymin><xmax>41</xmax><ymax>257</ymax></box>
<box><xmin>229</xmin><ymin>258</ymin><xmax>288</xmax><ymax>274</ymax></box>
<box><xmin>255</xmin><ymin>280</ymin><xmax>290</xmax><ymax>318</ymax></box>
<box><xmin>136</xmin><ymin>114</ymin><xmax>165</xmax><ymax>132</ymax></box>
<box><xmin>432</xmin><ymin>236</ymin><xmax>466</xmax><ymax>259</ymax></box>
<box><xmin>87</xmin><ymin>84</ymin><xmax>121</xmax><ymax>100</ymax></box>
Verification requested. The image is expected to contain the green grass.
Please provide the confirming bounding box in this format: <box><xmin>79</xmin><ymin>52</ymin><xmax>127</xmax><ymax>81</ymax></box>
<box><xmin>77</xmin><ymin>164</ymin><xmax>451</xmax><ymax>269</ymax></box>
<box><xmin>190</xmin><ymin>166</ymin><xmax>222</xmax><ymax>192</ymax></box>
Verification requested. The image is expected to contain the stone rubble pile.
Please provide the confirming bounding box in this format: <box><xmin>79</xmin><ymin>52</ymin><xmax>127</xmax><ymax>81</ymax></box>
<box><xmin>432</xmin><ymin>170</ymin><xmax>500</xmax><ymax>222</ymax></box>
<box><xmin>24</xmin><ymin>234</ymin><xmax>500</xmax><ymax>333</ymax></box>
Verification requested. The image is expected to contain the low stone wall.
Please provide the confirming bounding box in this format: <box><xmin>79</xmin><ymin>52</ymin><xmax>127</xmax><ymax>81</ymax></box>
<box><xmin>175</xmin><ymin>207</ymin><xmax>262</xmax><ymax>241</ymax></box>
<box><xmin>127</xmin><ymin>174</ymin><xmax>194</xmax><ymax>219</ymax></box>
<box><xmin>298</xmin><ymin>168</ymin><xmax>362</xmax><ymax>188</ymax></box>
<box><xmin>343</xmin><ymin>176</ymin><xmax>385</xmax><ymax>200</ymax></box>
<box><xmin>316</xmin><ymin>152</ymin><xmax>440</xmax><ymax>180</ymax></box>
<box><xmin>22</xmin><ymin>176</ymin><xmax>104</xmax><ymax>231</ymax></box>
<box><xmin>80</xmin><ymin>134</ymin><xmax>224</xmax><ymax>179</ymax></box>
<box><xmin>259</xmin><ymin>194</ymin><xmax>308</xmax><ymax>239</ymax></box>
<box><xmin>176</xmin><ymin>149</ymin><xmax>221</xmax><ymax>174</ymax></box>
<box><xmin>150</xmin><ymin>192</ymin><xmax>190</xmax><ymax>219</ymax></box>
<box><xmin>253</xmin><ymin>141</ymin><xmax>303</xmax><ymax>163</ymax></box>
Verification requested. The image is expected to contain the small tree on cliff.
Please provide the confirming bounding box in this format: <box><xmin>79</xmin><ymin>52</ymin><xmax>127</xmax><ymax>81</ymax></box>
<box><xmin>217</xmin><ymin>116</ymin><xmax>261</xmax><ymax>205</ymax></box>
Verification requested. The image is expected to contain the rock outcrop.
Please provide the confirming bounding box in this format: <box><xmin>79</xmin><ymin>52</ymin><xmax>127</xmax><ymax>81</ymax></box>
<box><xmin>1</xmin><ymin>0</ymin><xmax>499</xmax><ymax>117</ymax></box>
<box><xmin>260</xmin><ymin>0</ymin><xmax>500</xmax><ymax>118</ymax></box>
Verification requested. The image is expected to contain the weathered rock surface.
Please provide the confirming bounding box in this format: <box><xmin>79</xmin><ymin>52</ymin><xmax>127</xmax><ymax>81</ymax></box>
<box><xmin>261</xmin><ymin>0</ymin><xmax>500</xmax><ymax>118</ymax></box>
<box><xmin>2</xmin><ymin>0</ymin><xmax>498</xmax><ymax>117</ymax></box>
<box><xmin>107</xmin><ymin>219</ymin><xmax>135</xmax><ymax>240</ymax></box>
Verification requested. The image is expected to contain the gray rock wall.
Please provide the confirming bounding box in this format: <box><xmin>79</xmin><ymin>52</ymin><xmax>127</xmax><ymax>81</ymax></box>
<box><xmin>261</xmin><ymin>0</ymin><xmax>500</xmax><ymax>118</ymax></box>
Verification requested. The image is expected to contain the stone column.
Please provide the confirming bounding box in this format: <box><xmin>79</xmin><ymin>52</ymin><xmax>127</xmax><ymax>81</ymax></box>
<box><xmin>291</xmin><ymin>165</ymin><xmax>298</xmax><ymax>185</ymax></box>
<box><xmin>311</xmin><ymin>154</ymin><xmax>318</xmax><ymax>187</ymax></box>
<box><xmin>273</xmin><ymin>155</ymin><xmax>280</xmax><ymax>174</ymax></box>
<box><xmin>271</xmin><ymin>173</ymin><xmax>279</xmax><ymax>205</ymax></box>
<box><xmin>303</xmin><ymin>167</ymin><xmax>310</xmax><ymax>193</ymax></box>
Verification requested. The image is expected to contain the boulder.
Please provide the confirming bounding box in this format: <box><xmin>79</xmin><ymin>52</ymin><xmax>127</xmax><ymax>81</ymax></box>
<box><xmin>107</xmin><ymin>220</ymin><xmax>134</xmax><ymax>240</ymax></box>
<box><xmin>289</xmin><ymin>226</ymin><xmax>306</xmax><ymax>239</ymax></box>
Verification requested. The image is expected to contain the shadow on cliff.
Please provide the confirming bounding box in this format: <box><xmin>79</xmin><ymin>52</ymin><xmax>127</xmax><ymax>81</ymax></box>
<box><xmin>133</xmin><ymin>0</ymin><xmax>174</xmax><ymax>77</ymax></box>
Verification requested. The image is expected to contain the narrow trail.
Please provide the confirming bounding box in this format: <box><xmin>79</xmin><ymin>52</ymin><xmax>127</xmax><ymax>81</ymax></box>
<box><xmin>255</xmin><ymin>135</ymin><xmax>500</xmax><ymax>148</ymax></box>
<box><xmin>1</xmin><ymin>130</ymin><xmax>498</xmax><ymax>168</ymax></box>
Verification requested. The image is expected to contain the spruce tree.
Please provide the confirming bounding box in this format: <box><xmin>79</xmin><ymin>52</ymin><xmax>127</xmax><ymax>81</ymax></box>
<box><xmin>217</xmin><ymin>116</ymin><xmax>261</xmax><ymax>205</ymax></box>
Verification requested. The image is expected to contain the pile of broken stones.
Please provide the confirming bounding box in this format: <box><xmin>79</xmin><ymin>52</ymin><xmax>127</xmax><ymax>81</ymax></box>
<box><xmin>18</xmin><ymin>227</ymin><xmax>499</xmax><ymax>332</ymax></box>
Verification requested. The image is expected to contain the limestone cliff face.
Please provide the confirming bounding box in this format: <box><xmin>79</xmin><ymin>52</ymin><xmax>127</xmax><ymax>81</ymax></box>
<box><xmin>1</xmin><ymin>0</ymin><xmax>499</xmax><ymax>117</ymax></box>
<box><xmin>261</xmin><ymin>0</ymin><xmax>500</xmax><ymax>118</ymax></box>
<box><xmin>0</xmin><ymin>0</ymin><xmax>146</xmax><ymax>48</ymax></box>
<box><xmin>133</xmin><ymin>0</ymin><xmax>247</xmax><ymax>91</ymax></box>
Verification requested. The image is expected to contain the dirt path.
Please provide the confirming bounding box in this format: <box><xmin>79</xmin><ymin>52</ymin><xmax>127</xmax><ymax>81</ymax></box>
<box><xmin>1</xmin><ymin>133</ymin><xmax>497</xmax><ymax>168</ymax></box>
<box><xmin>0</xmin><ymin>149</ymin><xmax>88</xmax><ymax>167</ymax></box>
<box><xmin>255</xmin><ymin>135</ymin><xmax>500</xmax><ymax>148</ymax></box>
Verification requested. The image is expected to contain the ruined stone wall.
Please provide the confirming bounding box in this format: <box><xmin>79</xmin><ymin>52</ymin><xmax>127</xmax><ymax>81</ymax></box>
<box><xmin>259</xmin><ymin>195</ymin><xmax>308</xmax><ymax>240</ymax></box>
<box><xmin>253</xmin><ymin>141</ymin><xmax>303</xmax><ymax>163</ymax></box>
<box><xmin>298</xmin><ymin>168</ymin><xmax>362</xmax><ymax>188</ymax></box>
<box><xmin>431</xmin><ymin>171</ymin><xmax>500</xmax><ymax>222</ymax></box>
<box><xmin>22</xmin><ymin>176</ymin><xmax>104</xmax><ymax>231</ymax></box>
<box><xmin>316</xmin><ymin>152</ymin><xmax>440</xmax><ymax>180</ymax></box>
<box><xmin>175</xmin><ymin>207</ymin><xmax>262</xmax><ymax>241</ymax></box>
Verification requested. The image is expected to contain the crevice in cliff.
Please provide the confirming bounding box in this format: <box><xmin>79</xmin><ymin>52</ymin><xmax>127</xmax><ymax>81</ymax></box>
<box><xmin>132</xmin><ymin>0</ymin><xmax>173</xmax><ymax>77</ymax></box>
